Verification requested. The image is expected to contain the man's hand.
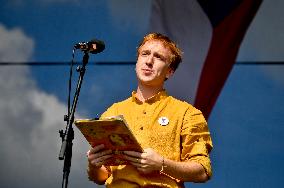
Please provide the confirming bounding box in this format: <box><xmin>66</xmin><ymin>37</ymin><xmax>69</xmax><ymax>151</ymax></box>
<box><xmin>86</xmin><ymin>144</ymin><xmax>112</xmax><ymax>184</ymax></box>
<box><xmin>87</xmin><ymin>144</ymin><xmax>113</xmax><ymax>168</ymax></box>
<box><xmin>123</xmin><ymin>148</ymin><xmax>163</xmax><ymax>174</ymax></box>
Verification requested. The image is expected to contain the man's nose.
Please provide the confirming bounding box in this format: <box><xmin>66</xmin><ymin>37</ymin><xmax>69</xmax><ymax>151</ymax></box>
<box><xmin>145</xmin><ymin>55</ymin><xmax>154</xmax><ymax>66</ymax></box>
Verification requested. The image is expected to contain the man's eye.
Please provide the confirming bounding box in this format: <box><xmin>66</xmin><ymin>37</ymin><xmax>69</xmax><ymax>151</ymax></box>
<box><xmin>155</xmin><ymin>54</ymin><xmax>164</xmax><ymax>60</ymax></box>
<box><xmin>141</xmin><ymin>52</ymin><xmax>147</xmax><ymax>56</ymax></box>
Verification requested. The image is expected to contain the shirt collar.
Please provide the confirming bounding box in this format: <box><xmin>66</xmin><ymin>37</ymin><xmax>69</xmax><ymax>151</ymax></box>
<box><xmin>131</xmin><ymin>89</ymin><xmax>168</xmax><ymax>104</ymax></box>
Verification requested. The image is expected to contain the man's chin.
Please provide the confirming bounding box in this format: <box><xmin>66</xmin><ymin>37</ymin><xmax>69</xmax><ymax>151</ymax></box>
<box><xmin>137</xmin><ymin>76</ymin><xmax>153</xmax><ymax>82</ymax></box>
<box><xmin>138</xmin><ymin>79</ymin><xmax>163</xmax><ymax>88</ymax></box>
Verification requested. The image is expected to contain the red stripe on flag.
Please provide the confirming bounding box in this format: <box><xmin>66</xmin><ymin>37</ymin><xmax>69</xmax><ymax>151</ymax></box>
<box><xmin>194</xmin><ymin>0</ymin><xmax>262</xmax><ymax>119</ymax></box>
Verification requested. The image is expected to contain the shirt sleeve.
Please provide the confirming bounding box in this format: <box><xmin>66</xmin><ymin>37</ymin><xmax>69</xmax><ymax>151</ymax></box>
<box><xmin>180</xmin><ymin>106</ymin><xmax>213</xmax><ymax>178</ymax></box>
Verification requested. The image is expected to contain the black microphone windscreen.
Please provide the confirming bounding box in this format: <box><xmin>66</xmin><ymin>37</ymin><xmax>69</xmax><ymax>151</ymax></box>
<box><xmin>89</xmin><ymin>39</ymin><xmax>105</xmax><ymax>54</ymax></box>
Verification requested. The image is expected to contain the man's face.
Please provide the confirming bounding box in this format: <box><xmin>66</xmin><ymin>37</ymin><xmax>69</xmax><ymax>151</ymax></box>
<box><xmin>136</xmin><ymin>40</ymin><xmax>173</xmax><ymax>87</ymax></box>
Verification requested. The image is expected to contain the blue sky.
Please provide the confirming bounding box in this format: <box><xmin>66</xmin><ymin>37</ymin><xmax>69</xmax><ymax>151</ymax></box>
<box><xmin>0</xmin><ymin>0</ymin><xmax>284</xmax><ymax>188</ymax></box>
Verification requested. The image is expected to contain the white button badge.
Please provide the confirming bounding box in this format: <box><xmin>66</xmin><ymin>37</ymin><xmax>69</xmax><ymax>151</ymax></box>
<box><xmin>158</xmin><ymin>117</ymin><xmax>169</xmax><ymax>126</ymax></box>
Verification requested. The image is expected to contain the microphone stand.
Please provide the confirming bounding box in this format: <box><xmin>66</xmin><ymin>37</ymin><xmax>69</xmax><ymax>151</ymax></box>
<box><xmin>58</xmin><ymin>51</ymin><xmax>90</xmax><ymax>188</ymax></box>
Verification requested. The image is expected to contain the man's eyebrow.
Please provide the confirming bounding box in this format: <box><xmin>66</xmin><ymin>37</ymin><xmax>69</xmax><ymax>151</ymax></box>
<box><xmin>141</xmin><ymin>49</ymin><xmax>150</xmax><ymax>52</ymax></box>
<box><xmin>153</xmin><ymin>51</ymin><xmax>166</xmax><ymax>58</ymax></box>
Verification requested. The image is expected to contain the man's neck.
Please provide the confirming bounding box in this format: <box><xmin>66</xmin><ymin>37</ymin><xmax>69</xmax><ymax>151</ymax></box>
<box><xmin>136</xmin><ymin>84</ymin><xmax>164</xmax><ymax>102</ymax></box>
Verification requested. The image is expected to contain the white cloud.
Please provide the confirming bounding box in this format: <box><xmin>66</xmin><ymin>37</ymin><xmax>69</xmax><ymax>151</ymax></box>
<box><xmin>0</xmin><ymin>24</ymin><xmax>94</xmax><ymax>187</ymax></box>
<box><xmin>0</xmin><ymin>24</ymin><xmax>34</xmax><ymax>62</ymax></box>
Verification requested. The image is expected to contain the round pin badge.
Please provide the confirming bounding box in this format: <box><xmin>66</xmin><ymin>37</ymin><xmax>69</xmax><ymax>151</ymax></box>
<box><xmin>158</xmin><ymin>117</ymin><xmax>169</xmax><ymax>126</ymax></box>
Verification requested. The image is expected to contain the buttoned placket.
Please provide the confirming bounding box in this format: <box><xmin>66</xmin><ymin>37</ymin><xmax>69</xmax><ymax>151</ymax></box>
<box><xmin>131</xmin><ymin>90</ymin><xmax>167</xmax><ymax>133</ymax></box>
<box><xmin>139</xmin><ymin>102</ymin><xmax>148</xmax><ymax>131</ymax></box>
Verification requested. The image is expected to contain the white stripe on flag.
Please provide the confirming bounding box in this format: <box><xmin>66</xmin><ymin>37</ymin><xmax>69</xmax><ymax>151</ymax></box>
<box><xmin>148</xmin><ymin>0</ymin><xmax>213</xmax><ymax>103</ymax></box>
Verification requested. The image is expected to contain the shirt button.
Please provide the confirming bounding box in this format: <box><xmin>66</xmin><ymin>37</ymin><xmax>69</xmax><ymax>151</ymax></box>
<box><xmin>143</xmin><ymin>110</ymin><xmax>146</xmax><ymax>114</ymax></box>
<box><xmin>140</xmin><ymin>126</ymin><xmax>143</xmax><ymax>130</ymax></box>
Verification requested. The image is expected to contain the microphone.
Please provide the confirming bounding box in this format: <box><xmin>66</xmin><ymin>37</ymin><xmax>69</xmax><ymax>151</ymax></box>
<box><xmin>74</xmin><ymin>39</ymin><xmax>105</xmax><ymax>54</ymax></box>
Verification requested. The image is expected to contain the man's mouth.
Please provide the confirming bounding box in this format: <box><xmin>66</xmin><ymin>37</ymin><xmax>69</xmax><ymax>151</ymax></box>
<box><xmin>142</xmin><ymin>68</ymin><xmax>153</xmax><ymax>74</ymax></box>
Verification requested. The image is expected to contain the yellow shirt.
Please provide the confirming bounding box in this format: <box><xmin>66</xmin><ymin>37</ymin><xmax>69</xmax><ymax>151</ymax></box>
<box><xmin>92</xmin><ymin>90</ymin><xmax>213</xmax><ymax>187</ymax></box>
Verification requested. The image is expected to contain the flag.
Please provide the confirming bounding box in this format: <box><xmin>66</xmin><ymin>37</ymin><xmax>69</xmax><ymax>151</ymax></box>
<box><xmin>148</xmin><ymin>0</ymin><xmax>262</xmax><ymax>119</ymax></box>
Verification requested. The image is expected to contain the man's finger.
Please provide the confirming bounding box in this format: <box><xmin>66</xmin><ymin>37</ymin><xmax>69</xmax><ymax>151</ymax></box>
<box><xmin>123</xmin><ymin>154</ymin><xmax>143</xmax><ymax>164</ymax></box>
<box><xmin>89</xmin><ymin>144</ymin><xmax>105</xmax><ymax>153</ymax></box>
<box><xmin>123</xmin><ymin>150</ymin><xmax>142</xmax><ymax>157</ymax></box>
<box><xmin>90</xmin><ymin>154</ymin><xmax>113</xmax><ymax>166</ymax></box>
<box><xmin>88</xmin><ymin>150</ymin><xmax>112</xmax><ymax>161</ymax></box>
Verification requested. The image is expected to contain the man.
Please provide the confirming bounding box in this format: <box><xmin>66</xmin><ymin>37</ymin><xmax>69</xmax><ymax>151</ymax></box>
<box><xmin>87</xmin><ymin>33</ymin><xmax>213</xmax><ymax>187</ymax></box>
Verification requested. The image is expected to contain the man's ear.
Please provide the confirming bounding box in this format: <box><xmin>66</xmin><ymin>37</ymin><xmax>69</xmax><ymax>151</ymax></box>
<box><xmin>166</xmin><ymin>68</ymin><xmax>175</xmax><ymax>79</ymax></box>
